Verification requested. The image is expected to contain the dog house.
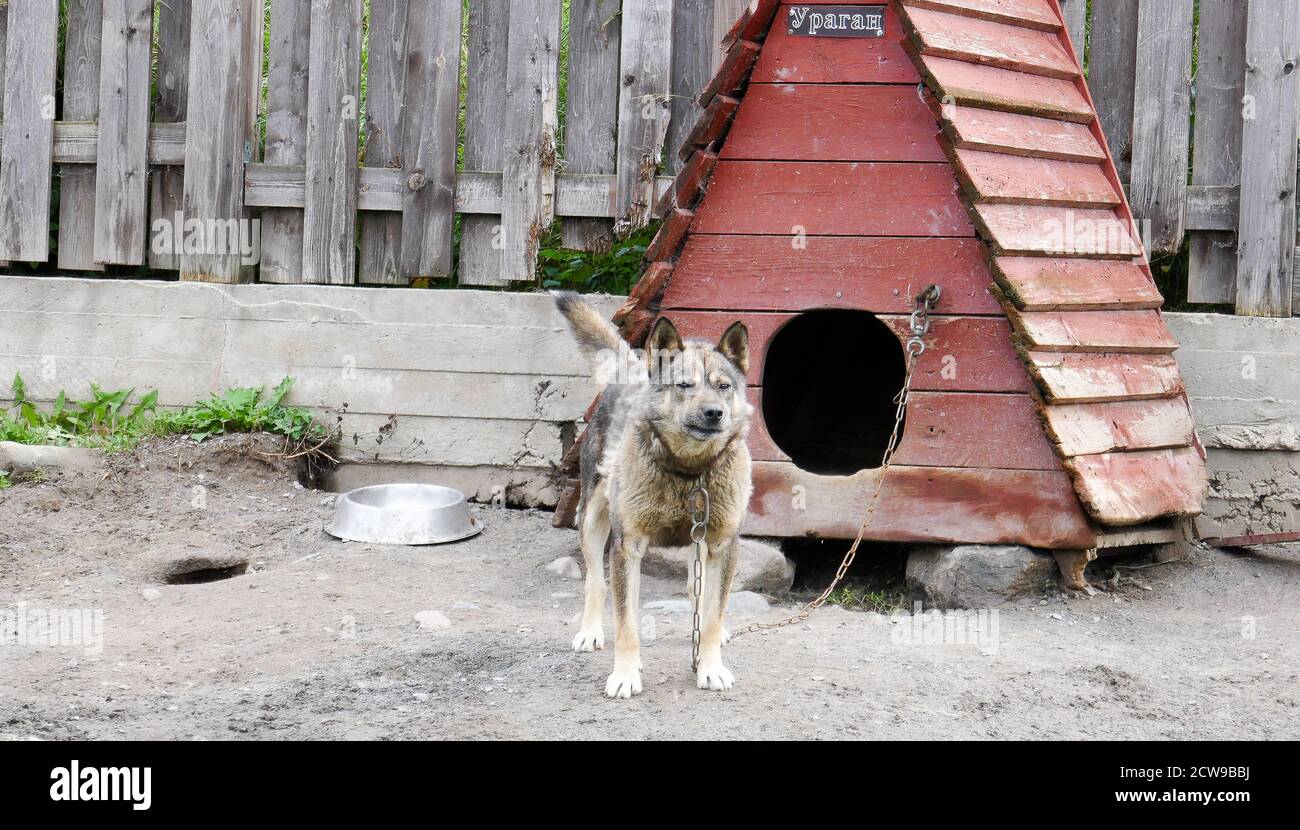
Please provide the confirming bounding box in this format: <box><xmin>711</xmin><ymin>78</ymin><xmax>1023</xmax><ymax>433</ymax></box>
<box><xmin>556</xmin><ymin>0</ymin><xmax>1208</xmax><ymax>551</ymax></box>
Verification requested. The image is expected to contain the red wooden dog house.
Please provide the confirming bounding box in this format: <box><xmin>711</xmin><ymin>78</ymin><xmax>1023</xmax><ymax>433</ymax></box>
<box><xmin>556</xmin><ymin>0</ymin><xmax>1208</xmax><ymax>551</ymax></box>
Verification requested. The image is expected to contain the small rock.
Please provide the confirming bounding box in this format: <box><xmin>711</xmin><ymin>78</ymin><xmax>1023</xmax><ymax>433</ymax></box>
<box><xmin>413</xmin><ymin>610</ymin><xmax>451</xmax><ymax>630</ymax></box>
<box><xmin>642</xmin><ymin>538</ymin><xmax>796</xmax><ymax>595</ymax></box>
<box><xmin>545</xmin><ymin>556</ymin><xmax>582</xmax><ymax>580</ymax></box>
<box><xmin>1050</xmin><ymin>613</ymin><xmax>1063</xmax><ymax>620</ymax></box>
<box><xmin>906</xmin><ymin>544</ymin><xmax>1057</xmax><ymax>609</ymax></box>
<box><xmin>452</xmin><ymin>601</ymin><xmax>478</xmax><ymax>610</ymax></box>
<box><xmin>549</xmin><ymin>592</ymin><xmax>577</xmax><ymax>600</ymax></box>
<box><xmin>141</xmin><ymin>588</ymin><xmax>162</xmax><ymax>602</ymax></box>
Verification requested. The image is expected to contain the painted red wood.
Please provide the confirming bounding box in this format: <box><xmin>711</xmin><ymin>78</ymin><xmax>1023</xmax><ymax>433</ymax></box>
<box><xmin>1042</xmin><ymin>397</ymin><xmax>1197</xmax><ymax>457</ymax></box>
<box><xmin>738</xmin><ymin>0</ymin><xmax>782</xmax><ymax>41</ymax></box>
<box><xmin>902</xmin><ymin>0</ymin><xmax>1062</xmax><ymax>32</ymax></box>
<box><xmin>724</xmin><ymin>85</ymin><xmax>945</xmax><ymax>162</ymax></box>
<box><xmin>748</xmin><ymin>461</ymin><xmax>1096</xmax><ymax>547</ymax></box>
<box><xmin>937</xmin><ymin>101</ymin><xmax>1106</xmax><ymax>162</ymax></box>
<box><xmin>951</xmin><ymin>147</ymin><xmax>1120</xmax><ymax>207</ymax></box>
<box><xmin>1066</xmin><ymin>447</ymin><xmax>1207</xmax><ymax>526</ymax></box>
<box><xmin>697</xmin><ymin>39</ymin><xmax>761</xmax><ymax>106</ymax></box>
<box><xmin>746</xmin><ymin>387</ymin><xmax>1060</xmax><ymax>470</ymax></box>
<box><xmin>663</xmin><ymin>235</ymin><xmax>1000</xmax><ymax>315</ymax></box>
<box><xmin>750</xmin><ymin>5</ymin><xmax>920</xmax><ymax>84</ymax></box>
<box><xmin>694</xmin><ymin>161</ymin><xmax>974</xmax><ymax>237</ymax></box>
<box><xmin>973</xmin><ymin>204</ymin><xmax>1143</xmax><ymax>257</ymax></box>
<box><xmin>644</xmin><ymin>207</ymin><xmax>694</xmax><ymax>261</ymax></box>
<box><xmin>1025</xmin><ymin>352</ymin><xmax>1185</xmax><ymax>403</ymax></box>
<box><xmin>918</xmin><ymin>55</ymin><xmax>1093</xmax><ymax>122</ymax></box>
<box><xmin>622</xmin><ymin>261</ymin><xmax>673</xmax><ymax>314</ymax></box>
<box><xmin>679</xmin><ymin>95</ymin><xmax>739</xmax><ymax>162</ymax></box>
<box><xmin>1010</xmin><ymin>308</ymin><xmax>1179</xmax><ymax>353</ymax></box>
<box><xmin>674</xmin><ymin>149</ymin><xmax>719</xmax><ymax>208</ymax></box>
<box><xmin>663</xmin><ymin>310</ymin><xmax>1034</xmax><ymax>393</ymax></box>
<box><xmin>992</xmin><ymin>256</ymin><xmax>1162</xmax><ymax>310</ymax></box>
<box><xmin>901</xmin><ymin>5</ymin><xmax>1077</xmax><ymax>79</ymax></box>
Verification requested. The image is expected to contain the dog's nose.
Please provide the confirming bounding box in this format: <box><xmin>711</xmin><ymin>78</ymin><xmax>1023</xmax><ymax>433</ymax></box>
<box><xmin>703</xmin><ymin>406</ymin><xmax>724</xmax><ymax>422</ymax></box>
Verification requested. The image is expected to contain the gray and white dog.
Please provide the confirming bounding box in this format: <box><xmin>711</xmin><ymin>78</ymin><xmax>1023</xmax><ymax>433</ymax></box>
<box><xmin>554</xmin><ymin>292</ymin><xmax>753</xmax><ymax>698</ymax></box>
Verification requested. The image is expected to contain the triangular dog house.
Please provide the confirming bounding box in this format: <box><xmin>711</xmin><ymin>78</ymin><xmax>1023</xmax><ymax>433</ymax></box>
<box><xmin>557</xmin><ymin>0</ymin><xmax>1208</xmax><ymax>551</ymax></box>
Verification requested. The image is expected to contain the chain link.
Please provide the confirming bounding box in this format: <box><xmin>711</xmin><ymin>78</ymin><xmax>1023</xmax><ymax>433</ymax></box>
<box><xmin>727</xmin><ymin>284</ymin><xmax>941</xmax><ymax>641</ymax></box>
<box><xmin>689</xmin><ymin>475</ymin><xmax>710</xmax><ymax>672</ymax></box>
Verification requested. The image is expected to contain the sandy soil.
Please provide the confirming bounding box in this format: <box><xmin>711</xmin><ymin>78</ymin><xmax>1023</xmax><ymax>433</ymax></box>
<box><xmin>1</xmin><ymin>436</ymin><xmax>1297</xmax><ymax>740</ymax></box>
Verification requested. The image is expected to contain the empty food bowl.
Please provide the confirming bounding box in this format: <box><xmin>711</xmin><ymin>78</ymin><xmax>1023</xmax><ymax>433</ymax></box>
<box><xmin>326</xmin><ymin>483</ymin><xmax>482</xmax><ymax>545</ymax></box>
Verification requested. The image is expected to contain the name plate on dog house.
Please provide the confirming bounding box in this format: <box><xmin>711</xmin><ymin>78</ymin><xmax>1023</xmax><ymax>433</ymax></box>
<box><xmin>786</xmin><ymin>5</ymin><xmax>886</xmax><ymax>37</ymax></box>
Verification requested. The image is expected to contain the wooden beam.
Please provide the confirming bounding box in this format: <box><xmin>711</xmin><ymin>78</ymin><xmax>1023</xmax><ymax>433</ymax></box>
<box><xmin>258</xmin><ymin>0</ymin><xmax>311</xmax><ymax>284</ymax></box>
<box><xmin>614</xmin><ymin>0</ymin><xmax>673</xmax><ymax>229</ymax></box>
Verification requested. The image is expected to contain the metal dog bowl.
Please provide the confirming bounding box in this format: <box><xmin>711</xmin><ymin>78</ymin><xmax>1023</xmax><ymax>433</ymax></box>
<box><xmin>326</xmin><ymin>484</ymin><xmax>482</xmax><ymax>546</ymax></box>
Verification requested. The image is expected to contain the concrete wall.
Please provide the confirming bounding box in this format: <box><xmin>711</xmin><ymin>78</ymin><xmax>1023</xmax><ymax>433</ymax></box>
<box><xmin>1166</xmin><ymin>313</ymin><xmax>1300</xmax><ymax>540</ymax></box>
<box><xmin>0</xmin><ymin>276</ymin><xmax>619</xmax><ymax>506</ymax></box>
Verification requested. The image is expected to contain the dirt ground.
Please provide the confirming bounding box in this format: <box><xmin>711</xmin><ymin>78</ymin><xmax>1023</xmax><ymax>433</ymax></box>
<box><xmin>1</xmin><ymin>436</ymin><xmax>1297</xmax><ymax>740</ymax></box>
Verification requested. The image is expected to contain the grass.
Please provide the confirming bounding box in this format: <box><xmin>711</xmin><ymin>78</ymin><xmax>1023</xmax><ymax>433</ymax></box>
<box><xmin>0</xmin><ymin>374</ymin><xmax>334</xmax><ymax>460</ymax></box>
<box><xmin>826</xmin><ymin>586</ymin><xmax>907</xmax><ymax>615</ymax></box>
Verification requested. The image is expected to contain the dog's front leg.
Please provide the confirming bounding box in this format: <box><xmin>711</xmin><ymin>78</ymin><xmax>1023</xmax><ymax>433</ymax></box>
<box><xmin>606</xmin><ymin>531</ymin><xmax>648</xmax><ymax>698</ymax></box>
<box><xmin>696</xmin><ymin>535</ymin><xmax>739</xmax><ymax>691</ymax></box>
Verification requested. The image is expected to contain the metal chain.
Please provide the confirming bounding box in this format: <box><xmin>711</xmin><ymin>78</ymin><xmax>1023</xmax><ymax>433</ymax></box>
<box><xmin>689</xmin><ymin>475</ymin><xmax>710</xmax><ymax>672</ymax></box>
<box><xmin>728</xmin><ymin>284</ymin><xmax>942</xmax><ymax>641</ymax></box>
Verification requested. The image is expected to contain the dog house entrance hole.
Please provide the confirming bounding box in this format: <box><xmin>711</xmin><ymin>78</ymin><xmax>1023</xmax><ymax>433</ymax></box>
<box><xmin>761</xmin><ymin>310</ymin><xmax>907</xmax><ymax>476</ymax></box>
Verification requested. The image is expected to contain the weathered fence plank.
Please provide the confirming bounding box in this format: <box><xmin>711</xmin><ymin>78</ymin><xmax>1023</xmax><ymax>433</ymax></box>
<box><xmin>712</xmin><ymin>0</ymin><xmax>750</xmax><ymax>70</ymax></box>
<box><xmin>358</xmin><ymin>0</ymin><xmax>408</xmax><ymax>284</ymax></box>
<box><xmin>1130</xmin><ymin>0</ymin><xmax>1193</xmax><ymax>254</ymax></box>
<box><xmin>562</xmin><ymin>0</ymin><xmax>622</xmax><ymax>251</ymax></box>
<box><xmin>498</xmin><ymin>0</ymin><xmax>562</xmax><ymax>284</ymax></box>
<box><xmin>302</xmin><ymin>0</ymin><xmax>363</xmax><ymax>284</ymax></box>
<box><xmin>459</xmin><ymin>0</ymin><xmax>512</xmax><ymax>285</ymax></box>
<box><xmin>615</xmin><ymin>1</ymin><xmax>674</xmax><ymax>230</ymax></box>
<box><xmin>1087</xmin><ymin>0</ymin><xmax>1137</xmax><ymax>183</ymax></box>
<box><xmin>667</xmin><ymin>0</ymin><xmax>715</xmax><ymax>179</ymax></box>
<box><xmin>260</xmin><ymin>0</ymin><xmax>312</xmax><ymax>284</ymax></box>
<box><xmin>94</xmin><ymin>0</ymin><xmax>154</xmax><ymax>266</ymax></box>
<box><xmin>0</xmin><ymin>2</ymin><xmax>7</xmax><ymax>267</ymax></box>
<box><xmin>148</xmin><ymin>0</ymin><xmax>192</xmax><ymax>271</ymax></box>
<box><xmin>1187</xmin><ymin>0</ymin><xmax>1248</xmax><ymax>304</ymax></box>
<box><xmin>182</xmin><ymin>0</ymin><xmax>264</xmax><ymax>283</ymax></box>
<box><xmin>1057</xmin><ymin>0</ymin><xmax>1086</xmax><ymax>62</ymax></box>
<box><xmin>58</xmin><ymin>0</ymin><xmax>105</xmax><ymax>272</ymax></box>
<box><xmin>396</xmin><ymin>0</ymin><xmax>464</xmax><ymax>281</ymax></box>
<box><xmin>1235</xmin><ymin>0</ymin><xmax>1300</xmax><ymax>317</ymax></box>
<box><xmin>0</xmin><ymin>1</ymin><xmax>59</xmax><ymax>263</ymax></box>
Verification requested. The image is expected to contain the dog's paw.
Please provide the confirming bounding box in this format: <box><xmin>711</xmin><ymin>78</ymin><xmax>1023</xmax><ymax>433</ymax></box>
<box><xmin>572</xmin><ymin>627</ymin><xmax>604</xmax><ymax>652</ymax></box>
<box><xmin>696</xmin><ymin>658</ymin><xmax>735</xmax><ymax>691</ymax></box>
<box><xmin>605</xmin><ymin>665</ymin><xmax>643</xmax><ymax>699</ymax></box>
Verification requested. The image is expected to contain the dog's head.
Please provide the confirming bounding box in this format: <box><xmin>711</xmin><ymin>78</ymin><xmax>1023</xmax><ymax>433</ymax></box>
<box><xmin>643</xmin><ymin>317</ymin><xmax>752</xmax><ymax>460</ymax></box>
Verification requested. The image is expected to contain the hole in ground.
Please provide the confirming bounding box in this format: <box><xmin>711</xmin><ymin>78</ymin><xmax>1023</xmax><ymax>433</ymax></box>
<box><xmin>164</xmin><ymin>565</ymin><xmax>246</xmax><ymax>585</ymax></box>
<box><xmin>761</xmin><ymin>309</ymin><xmax>907</xmax><ymax>475</ymax></box>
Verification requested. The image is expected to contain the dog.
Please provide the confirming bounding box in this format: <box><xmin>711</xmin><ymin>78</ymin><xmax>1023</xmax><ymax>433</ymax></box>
<box><xmin>554</xmin><ymin>292</ymin><xmax>753</xmax><ymax>698</ymax></box>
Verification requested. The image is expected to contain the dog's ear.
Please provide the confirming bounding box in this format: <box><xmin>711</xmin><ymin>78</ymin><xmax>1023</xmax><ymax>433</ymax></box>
<box><xmin>717</xmin><ymin>321</ymin><xmax>749</xmax><ymax>374</ymax></box>
<box><xmin>647</xmin><ymin>316</ymin><xmax>684</xmax><ymax>356</ymax></box>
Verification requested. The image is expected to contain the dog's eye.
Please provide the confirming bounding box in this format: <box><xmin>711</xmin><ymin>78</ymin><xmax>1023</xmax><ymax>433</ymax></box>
<box><xmin>717</xmin><ymin>382</ymin><xmax>732</xmax><ymax>391</ymax></box>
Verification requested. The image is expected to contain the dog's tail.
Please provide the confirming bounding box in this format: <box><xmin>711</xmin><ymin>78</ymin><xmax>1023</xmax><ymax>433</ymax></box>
<box><xmin>553</xmin><ymin>291</ymin><xmax>642</xmax><ymax>383</ymax></box>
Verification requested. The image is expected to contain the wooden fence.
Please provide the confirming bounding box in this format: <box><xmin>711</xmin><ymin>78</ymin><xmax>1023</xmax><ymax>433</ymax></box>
<box><xmin>1061</xmin><ymin>0</ymin><xmax>1300</xmax><ymax>317</ymax></box>
<box><xmin>0</xmin><ymin>0</ymin><xmax>1296</xmax><ymax>316</ymax></box>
